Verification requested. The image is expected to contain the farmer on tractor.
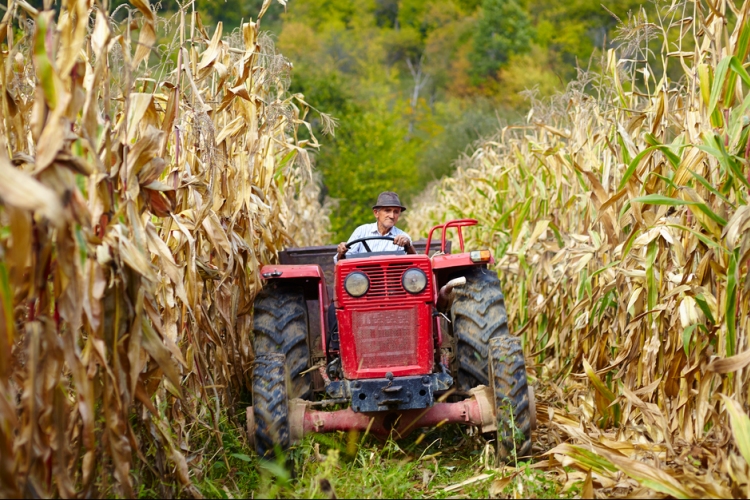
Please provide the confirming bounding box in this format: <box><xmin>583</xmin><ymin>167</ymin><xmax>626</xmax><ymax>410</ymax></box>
<box><xmin>249</xmin><ymin>198</ymin><xmax>536</xmax><ymax>464</ymax></box>
<box><xmin>334</xmin><ymin>191</ymin><xmax>416</xmax><ymax>262</ymax></box>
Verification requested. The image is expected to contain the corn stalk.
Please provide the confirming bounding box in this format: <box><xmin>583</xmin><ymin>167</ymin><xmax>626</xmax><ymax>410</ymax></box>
<box><xmin>409</xmin><ymin>0</ymin><xmax>750</xmax><ymax>495</ymax></box>
<box><xmin>0</xmin><ymin>0</ymin><xmax>328</xmax><ymax>496</ymax></box>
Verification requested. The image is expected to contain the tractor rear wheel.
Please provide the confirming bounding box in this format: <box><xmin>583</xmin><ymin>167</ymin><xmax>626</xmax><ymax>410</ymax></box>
<box><xmin>451</xmin><ymin>267</ymin><xmax>509</xmax><ymax>391</ymax></box>
<box><xmin>253</xmin><ymin>283</ymin><xmax>311</xmax><ymax>399</ymax></box>
<box><xmin>252</xmin><ymin>354</ymin><xmax>290</xmax><ymax>458</ymax></box>
<box><xmin>489</xmin><ymin>335</ymin><xmax>532</xmax><ymax>463</ymax></box>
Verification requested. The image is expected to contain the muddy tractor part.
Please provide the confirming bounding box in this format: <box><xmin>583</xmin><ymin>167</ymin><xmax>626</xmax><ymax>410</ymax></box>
<box><xmin>247</xmin><ymin>385</ymin><xmax>537</xmax><ymax>447</ymax></box>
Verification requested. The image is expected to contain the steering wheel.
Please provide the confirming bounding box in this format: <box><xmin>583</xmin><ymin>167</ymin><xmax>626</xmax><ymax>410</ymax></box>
<box><xmin>345</xmin><ymin>236</ymin><xmax>399</xmax><ymax>253</ymax></box>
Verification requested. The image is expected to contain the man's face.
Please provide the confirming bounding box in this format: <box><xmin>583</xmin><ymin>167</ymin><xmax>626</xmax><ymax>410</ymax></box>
<box><xmin>374</xmin><ymin>206</ymin><xmax>401</xmax><ymax>231</ymax></box>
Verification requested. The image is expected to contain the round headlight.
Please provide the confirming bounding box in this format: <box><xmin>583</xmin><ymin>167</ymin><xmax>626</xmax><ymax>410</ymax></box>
<box><xmin>402</xmin><ymin>268</ymin><xmax>427</xmax><ymax>294</ymax></box>
<box><xmin>344</xmin><ymin>271</ymin><xmax>369</xmax><ymax>297</ymax></box>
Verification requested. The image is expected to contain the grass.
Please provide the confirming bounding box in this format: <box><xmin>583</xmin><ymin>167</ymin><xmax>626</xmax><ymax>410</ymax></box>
<box><xmin>178</xmin><ymin>404</ymin><xmax>566</xmax><ymax>499</ymax></box>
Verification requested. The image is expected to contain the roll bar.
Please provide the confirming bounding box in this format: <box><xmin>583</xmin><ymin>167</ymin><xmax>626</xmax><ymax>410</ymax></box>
<box><xmin>425</xmin><ymin>219</ymin><xmax>477</xmax><ymax>254</ymax></box>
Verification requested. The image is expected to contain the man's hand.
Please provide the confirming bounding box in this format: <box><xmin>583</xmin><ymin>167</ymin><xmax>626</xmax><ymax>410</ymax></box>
<box><xmin>393</xmin><ymin>235</ymin><xmax>410</xmax><ymax>247</ymax></box>
<box><xmin>337</xmin><ymin>242</ymin><xmax>348</xmax><ymax>259</ymax></box>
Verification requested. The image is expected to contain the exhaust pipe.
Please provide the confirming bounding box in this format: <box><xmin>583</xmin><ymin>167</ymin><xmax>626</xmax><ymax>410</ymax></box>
<box><xmin>436</xmin><ymin>276</ymin><xmax>466</xmax><ymax>310</ymax></box>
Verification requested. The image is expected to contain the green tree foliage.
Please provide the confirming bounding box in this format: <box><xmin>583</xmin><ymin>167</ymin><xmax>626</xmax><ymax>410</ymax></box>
<box><xmin>469</xmin><ymin>0</ymin><xmax>533</xmax><ymax>81</ymax></box>
<box><xmin>529</xmin><ymin>0</ymin><xmax>646</xmax><ymax>76</ymax></box>
<box><xmin>319</xmin><ymin>104</ymin><xmax>421</xmax><ymax>241</ymax></box>
<box><xmin>272</xmin><ymin>0</ymin><xmax>651</xmax><ymax>241</ymax></box>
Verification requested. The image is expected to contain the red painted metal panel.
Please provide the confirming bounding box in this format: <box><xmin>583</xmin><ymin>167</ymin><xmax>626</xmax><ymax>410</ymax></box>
<box><xmin>430</xmin><ymin>252</ymin><xmax>495</xmax><ymax>270</ymax></box>
<box><xmin>337</xmin><ymin>303</ymin><xmax>434</xmax><ymax>379</ymax></box>
<box><xmin>335</xmin><ymin>254</ymin><xmax>437</xmax><ymax>378</ymax></box>
<box><xmin>259</xmin><ymin>264</ymin><xmax>325</xmax><ymax>279</ymax></box>
<box><xmin>259</xmin><ymin>263</ymin><xmax>330</xmax><ymax>357</ymax></box>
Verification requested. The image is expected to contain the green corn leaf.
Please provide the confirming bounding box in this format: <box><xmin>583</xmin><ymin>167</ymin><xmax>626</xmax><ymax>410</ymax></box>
<box><xmin>583</xmin><ymin>358</ymin><xmax>620</xmax><ymax>427</ymax></box>
<box><xmin>727</xmin><ymin>249</ymin><xmax>739</xmax><ymax>356</ymax></box>
<box><xmin>729</xmin><ymin>56</ymin><xmax>750</xmax><ymax>87</ymax></box>
<box><xmin>549</xmin><ymin>444</ymin><xmax>619</xmax><ymax>475</ymax></box>
<box><xmin>667</xmin><ymin>224</ymin><xmax>725</xmax><ymax>252</ymax></box>
<box><xmin>511</xmin><ymin>198</ymin><xmax>531</xmax><ymax>242</ymax></box>
<box><xmin>644</xmin><ymin>172</ymin><xmax>678</xmax><ymax>191</ymax></box>
<box><xmin>736</xmin><ymin>9</ymin><xmax>750</xmax><ymax>62</ymax></box>
<box><xmin>720</xmin><ymin>395</ymin><xmax>750</xmax><ymax>467</ymax></box>
<box><xmin>682</xmin><ymin>324</ymin><xmax>697</xmax><ymax>358</ymax></box>
<box><xmin>689</xmin><ymin>170</ymin><xmax>735</xmax><ymax>207</ymax></box>
<box><xmin>695</xmin><ymin>202</ymin><xmax>728</xmax><ymax>227</ymax></box>
<box><xmin>617</xmin><ymin>134</ymin><xmax>632</xmax><ymax>165</ymax></box>
<box><xmin>643</xmin><ymin>133</ymin><xmax>681</xmax><ymax>168</ymax></box>
<box><xmin>593</xmin><ymin>447</ymin><xmax>694</xmax><ymax>499</ymax></box>
<box><xmin>548</xmin><ymin>221</ymin><xmax>564</xmax><ymax>248</ymax></box>
<box><xmin>491</xmin><ymin>201</ymin><xmax>522</xmax><ymax>232</ymax></box>
<box><xmin>619</xmin><ymin>146</ymin><xmax>661</xmax><ymax>190</ymax></box>
<box><xmin>590</xmin><ymin>260</ymin><xmax>621</xmax><ymax>279</ymax></box>
<box><xmin>632</xmin><ymin>194</ymin><xmax>699</xmax><ymax>206</ymax></box>
<box><xmin>694</xmin><ymin>293</ymin><xmax>716</xmax><ymax>324</ymax></box>
<box><xmin>698</xmin><ymin>136</ymin><xmax>750</xmax><ymax>190</ymax></box>
<box><xmin>708</xmin><ymin>56</ymin><xmax>732</xmax><ymax>116</ymax></box>
<box><xmin>620</xmin><ymin>226</ymin><xmax>639</xmax><ymax>262</ymax></box>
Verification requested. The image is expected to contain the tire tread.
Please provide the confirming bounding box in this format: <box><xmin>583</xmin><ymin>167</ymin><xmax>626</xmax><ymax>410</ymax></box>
<box><xmin>451</xmin><ymin>267</ymin><xmax>509</xmax><ymax>391</ymax></box>
<box><xmin>489</xmin><ymin>336</ymin><xmax>532</xmax><ymax>462</ymax></box>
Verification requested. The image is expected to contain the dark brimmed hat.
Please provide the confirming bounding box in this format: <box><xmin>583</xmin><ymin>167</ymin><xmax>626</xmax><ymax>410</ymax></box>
<box><xmin>373</xmin><ymin>191</ymin><xmax>406</xmax><ymax>211</ymax></box>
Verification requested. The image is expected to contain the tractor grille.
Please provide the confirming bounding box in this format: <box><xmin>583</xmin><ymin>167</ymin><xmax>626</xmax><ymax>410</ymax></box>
<box><xmin>340</xmin><ymin>260</ymin><xmax>430</xmax><ymax>307</ymax></box>
<box><xmin>356</xmin><ymin>262</ymin><xmax>412</xmax><ymax>299</ymax></box>
<box><xmin>351</xmin><ymin>308</ymin><xmax>419</xmax><ymax>369</ymax></box>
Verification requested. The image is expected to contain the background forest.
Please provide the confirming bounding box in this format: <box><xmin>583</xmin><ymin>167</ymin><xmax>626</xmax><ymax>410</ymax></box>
<box><xmin>159</xmin><ymin>0</ymin><xmax>649</xmax><ymax>240</ymax></box>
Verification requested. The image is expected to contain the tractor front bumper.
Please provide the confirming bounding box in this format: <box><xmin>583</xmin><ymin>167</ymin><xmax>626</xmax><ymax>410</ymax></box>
<box><xmin>325</xmin><ymin>370</ymin><xmax>454</xmax><ymax>413</ymax></box>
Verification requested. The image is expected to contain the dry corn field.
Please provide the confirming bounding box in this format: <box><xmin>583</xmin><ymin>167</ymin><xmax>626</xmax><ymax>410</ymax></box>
<box><xmin>4</xmin><ymin>0</ymin><xmax>750</xmax><ymax>497</ymax></box>
<box><xmin>408</xmin><ymin>0</ymin><xmax>750</xmax><ymax>496</ymax></box>
<box><xmin>0</xmin><ymin>0</ymin><xmax>331</xmax><ymax>497</ymax></box>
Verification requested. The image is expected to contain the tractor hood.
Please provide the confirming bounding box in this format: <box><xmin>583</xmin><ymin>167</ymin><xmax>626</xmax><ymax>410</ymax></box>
<box><xmin>334</xmin><ymin>254</ymin><xmax>436</xmax><ymax>379</ymax></box>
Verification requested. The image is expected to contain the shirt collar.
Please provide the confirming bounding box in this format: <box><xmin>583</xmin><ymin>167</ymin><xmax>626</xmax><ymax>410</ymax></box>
<box><xmin>369</xmin><ymin>223</ymin><xmax>393</xmax><ymax>236</ymax></box>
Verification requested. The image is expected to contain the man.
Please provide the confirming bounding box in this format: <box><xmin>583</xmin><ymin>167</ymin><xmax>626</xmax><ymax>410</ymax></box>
<box><xmin>327</xmin><ymin>191</ymin><xmax>415</xmax><ymax>351</ymax></box>
<box><xmin>334</xmin><ymin>191</ymin><xmax>416</xmax><ymax>262</ymax></box>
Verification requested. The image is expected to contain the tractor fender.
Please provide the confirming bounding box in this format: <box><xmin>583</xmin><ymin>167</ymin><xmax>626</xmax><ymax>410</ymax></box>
<box><xmin>259</xmin><ymin>264</ymin><xmax>328</xmax><ymax>302</ymax></box>
<box><xmin>258</xmin><ymin>264</ymin><xmax>330</xmax><ymax>358</ymax></box>
<box><xmin>431</xmin><ymin>253</ymin><xmax>495</xmax><ymax>289</ymax></box>
<box><xmin>260</xmin><ymin>264</ymin><xmax>325</xmax><ymax>281</ymax></box>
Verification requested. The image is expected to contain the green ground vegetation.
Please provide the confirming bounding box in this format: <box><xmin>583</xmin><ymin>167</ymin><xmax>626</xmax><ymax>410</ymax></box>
<box><xmin>172</xmin><ymin>407</ymin><xmax>564</xmax><ymax>499</ymax></box>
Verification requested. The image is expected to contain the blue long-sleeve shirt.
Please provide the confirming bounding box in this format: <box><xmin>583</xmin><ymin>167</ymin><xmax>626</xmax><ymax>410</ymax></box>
<box><xmin>334</xmin><ymin>223</ymin><xmax>411</xmax><ymax>263</ymax></box>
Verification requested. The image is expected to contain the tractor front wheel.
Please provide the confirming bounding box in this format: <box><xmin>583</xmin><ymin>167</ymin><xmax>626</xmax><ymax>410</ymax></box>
<box><xmin>488</xmin><ymin>335</ymin><xmax>532</xmax><ymax>463</ymax></box>
<box><xmin>251</xmin><ymin>354</ymin><xmax>291</xmax><ymax>458</ymax></box>
<box><xmin>451</xmin><ymin>267</ymin><xmax>509</xmax><ymax>391</ymax></box>
<box><xmin>253</xmin><ymin>283</ymin><xmax>311</xmax><ymax>399</ymax></box>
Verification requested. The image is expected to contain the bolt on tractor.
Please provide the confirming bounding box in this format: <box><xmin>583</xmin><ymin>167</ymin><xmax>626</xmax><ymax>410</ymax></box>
<box><xmin>247</xmin><ymin>219</ymin><xmax>536</xmax><ymax>462</ymax></box>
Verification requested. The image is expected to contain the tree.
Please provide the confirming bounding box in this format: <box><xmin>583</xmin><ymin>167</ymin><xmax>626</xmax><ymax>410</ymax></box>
<box><xmin>318</xmin><ymin>102</ymin><xmax>421</xmax><ymax>242</ymax></box>
<box><xmin>469</xmin><ymin>0</ymin><xmax>533</xmax><ymax>81</ymax></box>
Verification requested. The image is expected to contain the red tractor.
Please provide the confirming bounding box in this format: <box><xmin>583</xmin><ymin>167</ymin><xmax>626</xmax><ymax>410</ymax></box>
<box><xmin>247</xmin><ymin>219</ymin><xmax>535</xmax><ymax>462</ymax></box>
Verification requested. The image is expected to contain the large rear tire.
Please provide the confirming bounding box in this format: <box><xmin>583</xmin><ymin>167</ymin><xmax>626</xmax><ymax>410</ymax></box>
<box><xmin>489</xmin><ymin>336</ymin><xmax>532</xmax><ymax>463</ymax></box>
<box><xmin>252</xmin><ymin>354</ymin><xmax>291</xmax><ymax>458</ymax></box>
<box><xmin>253</xmin><ymin>283</ymin><xmax>311</xmax><ymax>399</ymax></box>
<box><xmin>451</xmin><ymin>267</ymin><xmax>509</xmax><ymax>391</ymax></box>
